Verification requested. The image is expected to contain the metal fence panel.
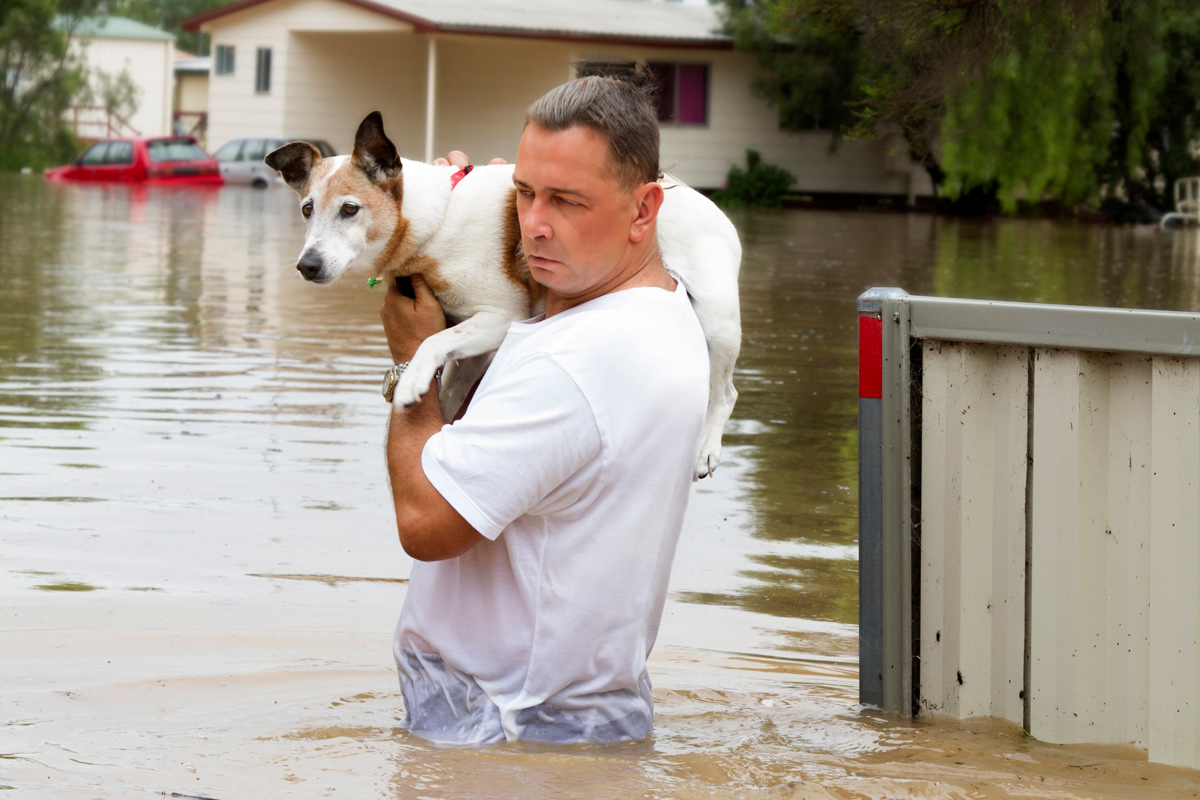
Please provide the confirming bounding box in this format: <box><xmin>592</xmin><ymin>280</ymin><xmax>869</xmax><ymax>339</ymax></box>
<box><xmin>1148</xmin><ymin>357</ymin><xmax>1200</xmax><ymax>767</ymax></box>
<box><xmin>1028</xmin><ymin>351</ymin><xmax>1152</xmax><ymax>745</ymax></box>
<box><xmin>919</xmin><ymin>342</ymin><xmax>1027</xmax><ymax>723</ymax></box>
<box><xmin>858</xmin><ymin>288</ymin><xmax>1200</xmax><ymax>767</ymax></box>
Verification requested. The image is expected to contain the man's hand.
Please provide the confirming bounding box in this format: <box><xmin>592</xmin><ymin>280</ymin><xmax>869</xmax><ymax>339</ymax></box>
<box><xmin>433</xmin><ymin>150</ymin><xmax>507</xmax><ymax>168</ymax></box>
<box><xmin>380</xmin><ymin>273</ymin><xmax>445</xmax><ymax>365</ymax></box>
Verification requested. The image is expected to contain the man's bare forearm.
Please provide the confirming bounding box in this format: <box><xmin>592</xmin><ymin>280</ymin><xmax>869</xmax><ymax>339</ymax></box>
<box><xmin>386</xmin><ymin>383</ymin><xmax>484</xmax><ymax>561</ymax></box>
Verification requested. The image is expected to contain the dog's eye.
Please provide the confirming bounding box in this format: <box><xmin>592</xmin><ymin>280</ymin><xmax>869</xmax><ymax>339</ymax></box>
<box><xmin>341</xmin><ymin>203</ymin><xmax>360</xmax><ymax>217</ymax></box>
<box><xmin>301</xmin><ymin>202</ymin><xmax>313</xmax><ymax>219</ymax></box>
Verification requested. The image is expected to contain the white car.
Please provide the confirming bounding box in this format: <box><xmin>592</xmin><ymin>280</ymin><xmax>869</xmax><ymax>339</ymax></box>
<box><xmin>213</xmin><ymin>137</ymin><xmax>336</xmax><ymax>187</ymax></box>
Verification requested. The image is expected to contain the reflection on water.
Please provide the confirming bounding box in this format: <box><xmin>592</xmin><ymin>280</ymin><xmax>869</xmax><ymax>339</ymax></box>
<box><xmin>2</xmin><ymin>174</ymin><xmax>1199</xmax><ymax>797</ymax></box>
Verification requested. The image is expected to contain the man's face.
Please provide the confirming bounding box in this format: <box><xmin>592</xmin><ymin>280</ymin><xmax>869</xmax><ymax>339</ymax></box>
<box><xmin>512</xmin><ymin>124</ymin><xmax>640</xmax><ymax>303</ymax></box>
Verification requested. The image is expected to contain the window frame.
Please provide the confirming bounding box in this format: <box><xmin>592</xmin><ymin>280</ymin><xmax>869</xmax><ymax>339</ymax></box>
<box><xmin>255</xmin><ymin>47</ymin><xmax>271</xmax><ymax>94</ymax></box>
<box><xmin>647</xmin><ymin>61</ymin><xmax>711</xmax><ymax>127</ymax></box>
<box><xmin>215</xmin><ymin>44</ymin><xmax>235</xmax><ymax>77</ymax></box>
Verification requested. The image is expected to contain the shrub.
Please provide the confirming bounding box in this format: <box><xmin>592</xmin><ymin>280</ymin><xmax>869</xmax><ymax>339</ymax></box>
<box><xmin>711</xmin><ymin>150</ymin><xmax>795</xmax><ymax>207</ymax></box>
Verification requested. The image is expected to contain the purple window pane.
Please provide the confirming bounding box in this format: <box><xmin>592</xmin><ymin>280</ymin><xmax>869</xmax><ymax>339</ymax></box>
<box><xmin>677</xmin><ymin>64</ymin><xmax>708</xmax><ymax>125</ymax></box>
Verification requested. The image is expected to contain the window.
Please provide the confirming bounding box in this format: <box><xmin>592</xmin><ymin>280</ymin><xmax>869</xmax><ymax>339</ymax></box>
<box><xmin>213</xmin><ymin>140</ymin><xmax>244</xmax><ymax>162</ymax></box>
<box><xmin>215</xmin><ymin>44</ymin><xmax>235</xmax><ymax>76</ymax></box>
<box><xmin>242</xmin><ymin>138</ymin><xmax>268</xmax><ymax>162</ymax></box>
<box><xmin>147</xmin><ymin>140</ymin><xmax>210</xmax><ymax>163</ymax></box>
<box><xmin>255</xmin><ymin>47</ymin><xmax>271</xmax><ymax>94</ymax></box>
<box><xmin>79</xmin><ymin>142</ymin><xmax>109</xmax><ymax>165</ymax></box>
<box><xmin>647</xmin><ymin>62</ymin><xmax>709</xmax><ymax>125</ymax></box>
<box><xmin>105</xmin><ymin>140</ymin><xmax>134</xmax><ymax>165</ymax></box>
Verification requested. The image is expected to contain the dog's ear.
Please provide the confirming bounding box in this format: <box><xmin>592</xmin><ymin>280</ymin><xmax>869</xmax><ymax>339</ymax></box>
<box><xmin>265</xmin><ymin>142</ymin><xmax>321</xmax><ymax>194</ymax></box>
<box><xmin>352</xmin><ymin>111</ymin><xmax>402</xmax><ymax>183</ymax></box>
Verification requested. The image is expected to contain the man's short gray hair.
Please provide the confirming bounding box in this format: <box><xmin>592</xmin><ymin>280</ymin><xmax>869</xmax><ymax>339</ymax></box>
<box><xmin>525</xmin><ymin>61</ymin><xmax>660</xmax><ymax>192</ymax></box>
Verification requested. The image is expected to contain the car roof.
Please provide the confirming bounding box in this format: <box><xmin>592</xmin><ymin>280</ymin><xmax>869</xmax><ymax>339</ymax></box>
<box><xmin>88</xmin><ymin>136</ymin><xmax>200</xmax><ymax>144</ymax></box>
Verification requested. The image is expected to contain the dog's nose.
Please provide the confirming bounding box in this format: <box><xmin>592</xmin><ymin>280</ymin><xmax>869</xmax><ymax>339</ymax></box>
<box><xmin>296</xmin><ymin>252</ymin><xmax>324</xmax><ymax>281</ymax></box>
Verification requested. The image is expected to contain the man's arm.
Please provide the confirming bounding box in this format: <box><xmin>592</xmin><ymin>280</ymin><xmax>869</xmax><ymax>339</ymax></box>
<box><xmin>380</xmin><ymin>274</ymin><xmax>485</xmax><ymax>561</ymax></box>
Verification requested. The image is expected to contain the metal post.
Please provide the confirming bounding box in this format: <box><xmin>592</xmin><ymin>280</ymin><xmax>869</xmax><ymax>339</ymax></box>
<box><xmin>423</xmin><ymin>36</ymin><xmax>437</xmax><ymax>164</ymax></box>
<box><xmin>858</xmin><ymin>288</ymin><xmax>913</xmax><ymax>714</ymax></box>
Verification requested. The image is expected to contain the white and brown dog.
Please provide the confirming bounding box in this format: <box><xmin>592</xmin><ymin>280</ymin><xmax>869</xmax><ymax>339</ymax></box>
<box><xmin>265</xmin><ymin>111</ymin><xmax>741</xmax><ymax>479</ymax></box>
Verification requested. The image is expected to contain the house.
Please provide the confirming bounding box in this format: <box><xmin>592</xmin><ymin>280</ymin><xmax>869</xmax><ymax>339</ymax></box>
<box><xmin>174</xmin><ymin>51</ymin><xmax>211</xmax><ymax>142</ymax></box>
<box><xmin>183</xmin><ymin>0</ymin><xmax>933</xmax><ymax>198</ymax></box>
<box><xmin>65</xmin><ymin>16</ymin><xmax>175</xmax><ymax>139</ymax></box>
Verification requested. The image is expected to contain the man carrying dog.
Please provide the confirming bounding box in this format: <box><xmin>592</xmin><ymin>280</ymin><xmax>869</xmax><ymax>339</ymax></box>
<box><xmin>379</xmin><ymin>66</ymin><xmax>710</xmax><ymax>744</ymax></box>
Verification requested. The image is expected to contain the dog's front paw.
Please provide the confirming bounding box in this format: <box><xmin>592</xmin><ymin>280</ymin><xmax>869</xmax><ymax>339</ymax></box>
<box><xmin>391</xmin><ymin>362</ymin><xmax>439</xmax><ymax>409</ymax></box>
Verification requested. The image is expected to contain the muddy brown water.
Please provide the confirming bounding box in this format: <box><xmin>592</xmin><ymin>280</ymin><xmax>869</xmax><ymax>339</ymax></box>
<box><xmin>2</xmin><ymin>175</ymin><xmax>1199</xmax><ymax>798</ymax></box>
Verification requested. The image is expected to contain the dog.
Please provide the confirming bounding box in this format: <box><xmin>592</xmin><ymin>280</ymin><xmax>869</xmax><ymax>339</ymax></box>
<box><xmin>265</xmin><ymin>111</ymin><xmax>741</xmax><ymax>479</ymax></box>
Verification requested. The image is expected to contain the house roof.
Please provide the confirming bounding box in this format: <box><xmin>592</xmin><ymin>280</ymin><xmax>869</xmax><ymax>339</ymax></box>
<box><xmin>61</xmin><ymin>15</ymin><xmax>176</xmax><ymax>42</ymax></box>
<box><xmin>183</xmin><ymin>0</ymin><xmax>729</xmax><ymax>47</ymax></box>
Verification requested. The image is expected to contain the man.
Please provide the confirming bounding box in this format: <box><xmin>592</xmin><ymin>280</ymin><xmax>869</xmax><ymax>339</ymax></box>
<box><xmin>379</xmin><ymin>69</ymin><xmax>710</xmax><ymax>744</ymax></box>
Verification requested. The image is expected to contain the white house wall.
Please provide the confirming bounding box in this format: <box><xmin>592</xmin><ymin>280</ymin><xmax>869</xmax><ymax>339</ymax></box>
<box><xmin>198</xmin><ymin>0</ymin><xmax>936</xmax><ymax>194</ymax></box>
<box><xmin>284</xmin><ymin>31</ymin><xmax>428</xmax><ymax>154</ymax></box>
<box><xmin>72</xmin><ymin>37</ymin><xmax>173</xmax><ymax>138</ymax></box>
<box><xmin>434</xmin><ymin>35</ymin><xmax>575</xmax><ymax>163</ymax></box>
<box><xmin>432</xmin><ymin>39</ymin><xmax>935</xmax><ymax>194</ymax></box>
<box><xmin>205</xmin><ymin>0</ymin><xmax>414</xmax><ymax>150</ymax></box>
<box><xmin>176</xmin><ymin>74</ymin><xmax>208</xmax><ymax>114</ymax></box>
<box><xmin>587</xmin><ymin>45</ymin><xmax>931</xmax><ymax>195</ymax></box>
<box><xmin>205</xmin><ymin>3</ymin><xmax>286</xmax><ymax>148</ymax></box>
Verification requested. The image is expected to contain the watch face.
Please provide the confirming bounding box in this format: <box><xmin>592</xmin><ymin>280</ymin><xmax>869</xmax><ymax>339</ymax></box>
<box><xmin>383</xmin><ymin>366</ymin><xmax>397</xmax><ymax>401</ymax></box>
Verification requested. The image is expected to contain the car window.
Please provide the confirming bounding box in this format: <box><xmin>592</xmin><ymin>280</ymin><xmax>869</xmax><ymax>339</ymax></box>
<box><xmin>104</xmin><ymin>140</ymin><xmax>134</xmax><ymax>165</ymax></box>
<box><xmin>242</xmin><ymin>139</ymin><xmax>268</xmax><ymax>162</ymax></box>
<box><xmin>79</xmin><ymin>143</ymin><xmax>109</xmax><ymax>166</ymax></box>
<box><xmin>213</xmin><ymin>140</ymin><xmax>243</xmax><ymax>162</ymax></box>
<box><xmin>147</xmin><ymin>139</ymin><xmax>211</xmax><ymax>163</ymax></box>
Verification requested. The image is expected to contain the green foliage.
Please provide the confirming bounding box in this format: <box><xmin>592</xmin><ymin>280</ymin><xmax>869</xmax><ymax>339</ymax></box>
<box><xmin>88</xmin><ymin>67</ymin><xmax>141</xmax><ymax>126</ymax></box>
<box><xmin>1121</xmin><ymin>6</ymin><xmax>1200</xmax><ymax>209</ymax></box>
<box><xmin>106</xmin><ymin>0</ymin><xmax>227</xmax><ymax>54</ymax></box>
<box><xmin>938</xmin><ymin>1</ymin><xmax>1177</xmax><ymax>212</ymax></box>
<box><xmin>711</xmin><ymin>150</ymin><xmax>796</xmax><ymax>207</ymax></box>
<box><xmin>719</xmin><ymin>0</ymin><xmax>868</xmax><ymax>137</ymax></box>
<box><xmin>717</xmin><ymin>0</ymin><xmax>1200</xmax><ymax>215</ymax></box>
<box><xmin>0</xmin><ymin>0</ymin><xmax>101</xmax><ymax>170</ymax></box>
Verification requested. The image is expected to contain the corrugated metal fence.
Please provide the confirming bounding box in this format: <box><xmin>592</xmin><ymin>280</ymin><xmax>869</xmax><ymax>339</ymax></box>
<box><xmin>858</xmin><ymin>288</ymin><xmax>1200</xmax><ymax>768</ymax></box>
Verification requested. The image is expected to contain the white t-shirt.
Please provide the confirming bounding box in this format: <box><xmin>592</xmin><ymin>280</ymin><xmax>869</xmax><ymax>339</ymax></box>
<box><xmin>393</xmin><ymin>281</ymin><xmax>710</xmax><ymax>744</ymax></box>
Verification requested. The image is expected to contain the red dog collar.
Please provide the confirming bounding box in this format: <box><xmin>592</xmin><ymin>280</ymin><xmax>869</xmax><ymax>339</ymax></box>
<box><xmin>449</xmin><ymin>165</ymin><xmax>474</xmax><ymax>189</ymax></box>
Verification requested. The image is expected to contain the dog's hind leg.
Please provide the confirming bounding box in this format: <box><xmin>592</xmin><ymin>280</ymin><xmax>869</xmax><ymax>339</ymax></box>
<box><xmin>689</xmin><ymin>295</ymin><xmax>741</xmax><ymax>480</ymax></box>
<box><xmin>657</xmin><ymin>184</ymin><xmax>743</xmax><ymax>479</ymax></box>
<box><xmin>695</xmin><ymin>342</ymin><xmax>739</xmax><ymax>479</ymax></box>
<box><xmin>392</xmin><ymin>308</ymin><xmax>516</xmax><ymax>410</ymax></box>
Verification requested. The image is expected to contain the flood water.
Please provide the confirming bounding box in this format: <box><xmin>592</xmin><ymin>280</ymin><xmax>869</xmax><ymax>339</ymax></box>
<box><xmin>3</xmin><ymin>173</ymin><xmax>1200</xmax><ymax>799</ymax></box>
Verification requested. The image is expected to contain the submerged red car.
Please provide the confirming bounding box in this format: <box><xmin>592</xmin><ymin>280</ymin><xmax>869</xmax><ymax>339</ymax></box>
<box><xmin>44</xmin><ymin>136</ymin><xmax>223</xmax><ymax>185</ymax></box>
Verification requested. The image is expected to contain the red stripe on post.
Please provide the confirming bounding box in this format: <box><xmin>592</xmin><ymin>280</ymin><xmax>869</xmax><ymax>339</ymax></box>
<box><xmin>859</xmin><ymin>315</ymin><xmax>883</xmax><ymax>399</ymax></box>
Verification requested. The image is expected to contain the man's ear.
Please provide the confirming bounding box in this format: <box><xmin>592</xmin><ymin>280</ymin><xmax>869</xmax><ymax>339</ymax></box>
<box><xmin>628</xmin><ymin>181</ymin><xmax>665</xmax><ymax>243</ymax></box>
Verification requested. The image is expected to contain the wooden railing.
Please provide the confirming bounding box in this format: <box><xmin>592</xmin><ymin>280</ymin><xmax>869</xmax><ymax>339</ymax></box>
<box><xmin>68</xmin><ymin>105</ymin><xmax>140</xmax><ymax>140</ymax></box>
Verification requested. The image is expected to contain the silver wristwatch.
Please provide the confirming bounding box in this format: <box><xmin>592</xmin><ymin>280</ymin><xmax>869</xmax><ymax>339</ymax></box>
<box><xmin>382</xmin><ymin>362</ymin><xmax>408</xmax><ymax>402</ymax></box>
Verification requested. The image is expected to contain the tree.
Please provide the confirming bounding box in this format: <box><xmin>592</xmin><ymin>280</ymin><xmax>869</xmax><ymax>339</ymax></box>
<box><xmin>105</xmin><ymin>0</ymin><xmax>227</xmax><ymax>54</ymax></box>
<box><xmin>719</xmin><ymin>0</ymin><xmax>868</xmax><ymax>138</ymax></box>
<box><xmin>0</xmin><ymin>0</ymin><xmax>103</xmax><ymax>169</ymax></box>
<box><xmin>717</xmin><ymin>0</ymin><xmax>1200</xmax><ymax>214</ymax></box>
